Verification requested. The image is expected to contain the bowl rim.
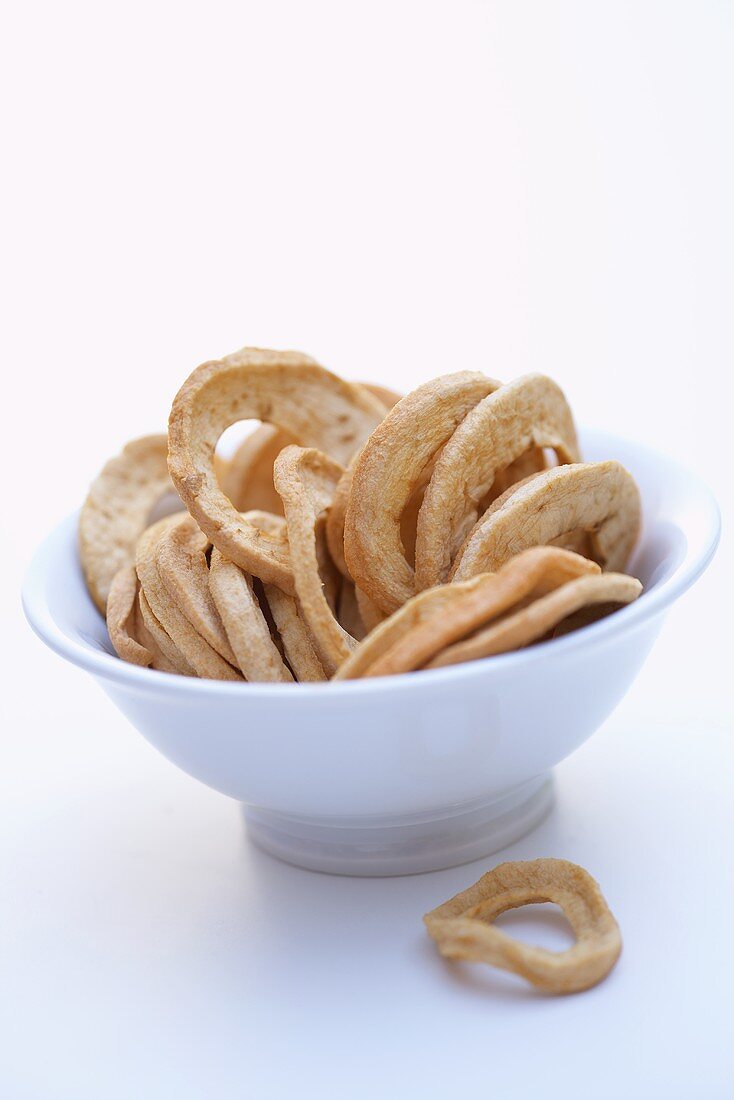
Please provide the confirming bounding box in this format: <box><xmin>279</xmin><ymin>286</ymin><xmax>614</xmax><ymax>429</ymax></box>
<box><xmin>22</xmin><ymin>427</ymin><xmax>721</xmax><ymax>699</ymax></box>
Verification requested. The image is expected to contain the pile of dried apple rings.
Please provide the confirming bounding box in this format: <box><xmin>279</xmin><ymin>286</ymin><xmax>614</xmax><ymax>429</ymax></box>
<box><xmin>80</xmin><ymin>347</ymin><xmax>643</xmax><ymax>683</ymax></box>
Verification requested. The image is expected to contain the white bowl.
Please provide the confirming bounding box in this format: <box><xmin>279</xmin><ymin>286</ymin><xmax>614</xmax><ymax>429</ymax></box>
<box><xmin>22</xmin><ymin>429</ymin><xmax>720</xmax><ymax>876</ymax></box>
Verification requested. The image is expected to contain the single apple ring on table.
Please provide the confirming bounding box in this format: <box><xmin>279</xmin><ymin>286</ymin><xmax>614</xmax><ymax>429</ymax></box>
<box><xmin>208</xmin><ymin>549</ymin><xmax>293</xmax><ymax>683</ymax></box>
<box><xmin>344</xmin><ymin>372</ymin><xmax>501</xmax><ymax>614</ymax></box>
<box><xmin>263</xmin><ymin>584</ymin><xmax>327</xmax><ymax>682</ymax></box>
<box><xmin>80</xmin><ymin>434</ymin><xmax>173</xmax><ymax>614</ymax></box>
<box><xmin>415</xmin><ymin>374</ymin><xmax>580</xmax><ymax>591</ymax></box>
<box><xmin>342</xmin><ymin>547</ymin><xmax>599</xmax><ymax>680</ymax></box>
<box><xmin>168</xmin><ymin>347</ymin><xmax>386</xmax><ymax>593</ymax></box>
<box><xmin>451</xmin><ymin>461</ymin><xmax>642</xmax><ymax>582</ymax></box>
<box><xmin>427</xmin><ymin>571</ymin><xmax>642</xmax><ymax>670</ymax></box>
<box><xmin>424</xmin><ymin>858</ymin><xmax>622</xmax><ymax>994</ymax></box>
<box><xmin>106</xmin><ymin>565</ymin><xmax>153</xmax><ymax>667</ymax></box>
<box><xmin>155</xmin><ymin>512</ymin><xmax>238</xmax><ymax>667</ymax></box>
<box><xmin>274</xmin><ymin>446</ymin><xmax>357</xmax><ymax>676</ymax></box>
<box><xmin>136</xmin><ymin>517</ymin><xmax>242</xmax><ymax>681</ymax></box>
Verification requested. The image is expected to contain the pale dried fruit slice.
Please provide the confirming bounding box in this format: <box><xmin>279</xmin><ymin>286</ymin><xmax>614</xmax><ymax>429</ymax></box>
<box><xmin>360</xmin><ymin>382</ymin><xmax>402</xmax><ymax>409</ymax></box>
<box><xmin>452</xmin><ymin>461</ymin><xmax>641</xmax><ymax>581</ymax></box>
<box><xmin>360</xmin><ymin>548</ymin><xmax>600</xmax><ymax>679</ymax></box>
<box><xmin>344</xmin><ymin>372</ymin><xmax>500</xmax><ymax>614</ymax></box>
<box><xmin>427</xmin><ymin>572</ymin><xmax>642</xmax><ymax>669</ymax></box>
<box><xmin>415</xmin><ymin>375</ymin><xmax>579</xmax><ymax>590</ymax></box>
<box><xmin>230</xmin><ymin>509</ymin><xmax>292</xmax><ymax>588</ymax></box>
<box><xmin>424</xmin><ymin>858</ymin><xmax>622</xmax><ymax>994</ymax></box>
<box><xmin>328</xmin><ymin>450</ymin><xmax>438</xmax><ymax>579</ymax></box>
<box><xmin>221</xmin><ymin>424</ymin><xmax>294</xmax><ymax>515</ymax></box>
<box><xmin>223</xmin><ymin>383</ymin><xmax>397</xmax><ymax>532</ymax></box>
<box><xmin>80</xmin><ymin>434</ymin><xmax>172</xmax><ymax>613</ymax></box>
<box><xmin>324</xmin><ymin>460</ymin><xmax>357</xmax><ymax>577</ymax></box>
<box><xmin>274</xmin><ymin>446</ymin><xmax>357</xmax><ymax>676</ymax></box>
<box><xmin>489</xmin><ymin>445</ymin><xmax>547</xmax><ymax>500</ymax></box>
<box><xmin>311</xmin><ymin>383</ymin><xmax>400</xmax><ymax>578</ymax></box>
<box><xmin>136</xmin><ymin>517</ymin><xmax>242</xmax><ymax>681</ymax></box>
<box><xmin>106</xmin><ymin>566</ymin><xmax>153</xmax><ymax>667</ymax></box>
<box><xmin>333</xmin><ymin>579</ymin><xmax>488</xmax><ymax>681</ymax></box>
<box><xmin>336</xmin><ymin>578</ymin><xmax>367</xmax><ymax>642</ymax></box>
<box><xmin>213</xmin><ymin>451</ymin><xmax>230</xmax><ymax>486</ymax></box>
<box><xmin>355</xmin><ymin>588</ymin><xmax>386</xmax><ymax>635</ymax></box>
<box><xmin>155</xmin><ymin>513</ymin><xmax>238</xmax><ymax>667</ymax></box>
<box><xmin>242</xmin><ymin>509</ymin><xmax>288</xmax><ymax>538</ymax></box>
<box><xmin>263</xmin><ymin>584</ymin><xmax>327</xmax><ymax>682</ymax></box>
<box><xmin>208</xmin><ymin>549</ymin><xmax>293</xmax><ymax>682</ymax></box>
<box><xmin>168</xmin><ymin>347</ymin><xmax>386</xmax><ymax>590</ymax></box>
<box><xmin>137</xmin><ymin>589</ymin><xmax>195</xmax><ymax>676</ymax></box>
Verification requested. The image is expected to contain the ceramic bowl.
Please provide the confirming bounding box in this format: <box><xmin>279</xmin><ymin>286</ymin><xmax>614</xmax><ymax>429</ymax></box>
<box><xmin>22</xmin><ymin>429</ymin><xmax>720</xmax><ymax>875</ymax></box>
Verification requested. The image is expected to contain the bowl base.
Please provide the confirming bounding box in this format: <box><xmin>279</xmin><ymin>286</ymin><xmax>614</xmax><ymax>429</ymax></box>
<box><xmin>244</xmin><ymin>774</ymin><xmax>554</xmax><ymax>876</ymax></box>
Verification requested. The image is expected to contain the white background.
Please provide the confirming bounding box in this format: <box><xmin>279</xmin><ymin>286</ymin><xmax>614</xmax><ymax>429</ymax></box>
<box><xmin>2</xmin><ymin>2</ymin><xmax>733</xmax><ymax>1097</ymax></box>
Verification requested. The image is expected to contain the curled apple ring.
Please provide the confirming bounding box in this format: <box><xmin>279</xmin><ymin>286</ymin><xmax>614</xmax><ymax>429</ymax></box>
<box><xmin>344</xmin><ymin>372</ymin><xmax>500</xmax><ymax>614</ymax></box>
<box><xmin>415</xmin><ymin>374</ymin><xmax>579</xmax><ymax>590</ymax></box>
<box><xmin>424</xmin><ymin>858</ymin><xmax>622</xmax><ymax>994</ymax></box>
<box><xmin>452</xmin><ymin>461</ymin><xmax>641</xmax><ymax>581</ymax></box>
<box><xmin>168</xmin><ymin>347</ymin><xmax>385</xmax><ymax>591</ymax></box>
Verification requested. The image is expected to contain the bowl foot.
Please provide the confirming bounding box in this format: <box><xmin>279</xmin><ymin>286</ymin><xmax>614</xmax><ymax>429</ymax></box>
<box><xmin>243</xmin><ymin>774</ymin><xmax>554</xmax><ymax>876</ymax></box>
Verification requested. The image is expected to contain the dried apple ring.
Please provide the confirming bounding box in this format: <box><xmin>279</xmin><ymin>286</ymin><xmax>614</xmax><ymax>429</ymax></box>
<box><xmin>80</xmin><ymin>434</ymin><xmax>173</xmax><ymax>613</ymax></box>
<box><xmin>168</xmin><ymin>347</ymin><xmax>386</xmax><ymax>591</ymax></box>
<box><xmin>489</xmin><ymin>445</ymin><xmax>547</xmax><ymax>500</ymax></box>
<box><xmin>427</xmin><ymin>572</ymin><xmax>642</xmax><ymax>669</ymax></box>
<box><xmin>424</xmin><ymin>858</ymin><xmax>622</xmax><ymax>994</ymax></box>
<box><xmin>155</xmin><ymin>513</ymin><xmax>238</xmax><ymax>667</ymax></box>
<box><xmin>355</xmin><ymin>588</ymin><xmax>387</xmax><ymax>635</ymax></box>
<box><xmin>222</xmin><ymin>381</ymin><xmax>396</xmax><ymax>519</ymax></box>
<box><xmin>360</xmin><ymin>382</ymin><xmax>402</xmax><ymax>410</ymax></box>
<box><xmin>324</xmin><ymin>460</ymin><xmax>357</xmax><ymax>577</ymax></box>
<box><xmin>359</xmin><ymin>548</ymin><xmax>599</xmax><ymax>679</ymax></box>
<box><xmin>333</xmin><ymin>577</ymin><xmax>490</xmax><ymax>681</ymax></box>
<box><xmin>452</xmin><ymin>461</ymin><xmax>641</xmax><ymax>581</ymax></box>
<box><xmin>344</xmin><ymin>372</ymin><xmax>501</xmax><ymax>614</ymax></box>
<box><xmin>241</xmin><ymin>509</ymin><xmax>287</xmax><ymax>538</ymax></box>
<box><xmin>137</xmin><ymin>589</ymin><xmax>195</xmax><ymax>676</ymax></box>
<box><xmin>221</xmin><ymin>424</ymin><xmax>295</xmax><ymax>515</ymax></box>
<box><xmin>415</xmin><ymin>375</ymin><xmax>580</xmax><ymax>590</ymax></box>
<box><xmin>230</xmin><ymin>509</ymin><xmax>292</xmax><ymax>589</ymax></box>
<box><xmin>329</xmin><ymin>450</ymin><xmax>438</xmax><ymax>579</ymax></box>
<box><xmin>208</xmin><ymin>549</ymin><xmax>293</xmax><ymax>683</ymax></box>
<box><xmin>106</xmin><ymin>566</ymin><xmax>153</xmax><ymax>667</ymax></box>
<box><xmin>336</xmin><ymin>578</ymin><xmax>367</xmax><ymax>642</ymax></box>
<box><xmin>136</xmin><ymin>517</ymin><xmax>242</xmax><ymax>681</ymax></box>
<box><xmin>263</xmin><ymin>584</ymin><xmax>327</xmax><ymax>682</ymax></box>
<box><xmin>274</xmin><ymin>446</ymin><xmax>357</xmax><ymax>676</ymax></box>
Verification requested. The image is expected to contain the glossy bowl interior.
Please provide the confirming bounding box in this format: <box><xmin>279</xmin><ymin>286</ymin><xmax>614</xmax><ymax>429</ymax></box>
<box><xmin>22</xmin><ymin>429</ymin><xmax>720</xmax><ymax>874</ymax></box>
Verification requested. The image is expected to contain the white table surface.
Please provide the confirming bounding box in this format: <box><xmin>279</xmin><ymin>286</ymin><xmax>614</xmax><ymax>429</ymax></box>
<box><xmin>4</xmin><ymin>558</ymin><xmax>733</xmax><ymax>1099</ymax></box>
<box><xmin>3</xmin><ymin>2</ymin><xmax>733</xmax><ymax>1096</ymax></box>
